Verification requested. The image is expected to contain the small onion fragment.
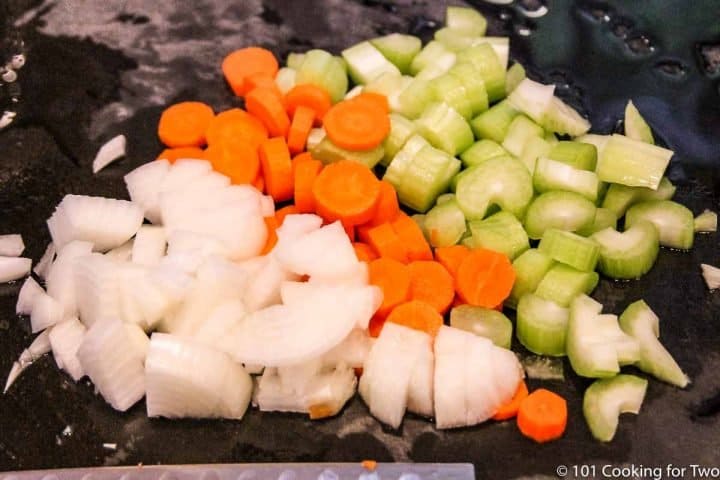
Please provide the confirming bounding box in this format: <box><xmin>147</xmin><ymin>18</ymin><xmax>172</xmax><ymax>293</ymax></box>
<box><xmin>92</xmin><ymin>134</ymin><xmax>126</xmax><ymax>174</ymax></box>
<box><xmin>0</xmin><ymin>234</ymin><xmax>24</xmax><ymax>256</ymax></box>
<box><xmin>48</xmin><ymin>317</ymin><xmax>86</xmax><ymax>380</ymax></box>
<box><xmin>0</xmin><ymin>256</ymin><xmax>31</xmax><ymax>283</ymax></box>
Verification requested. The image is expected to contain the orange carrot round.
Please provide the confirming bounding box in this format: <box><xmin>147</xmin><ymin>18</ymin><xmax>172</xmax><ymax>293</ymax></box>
<box><xmin>353</xmin><ymin>92</ymin><xmax>390</xmax><ymax>115</ymax></box>
<box><xmin>386</xmin><ymin>300</ymin><xmax>444</xmax><ymax>338</ymax></box>
<box><xmin>456</xmin><ymin>248</ymin><xmax>516</xmax><ymax>308</ymax></box>
<box><xmin>285</xmin><ymin>84</ymin><xmax>332</xmax><ymax>125</ymax></box>
<box><xmin>203</xmin><ymin>138</ymin><xmax>260</xmax><ymax>185</ymax></box>
<box><xmin>157</xmin><ymin>101</ymin><xmax>214</xmax><ymax>148</ymax></box>
<box><xmin>407</xmin><ymin>261</ymin><xmax>455</xmax><ymax>314</ymax></box>
<box><xmin>434</xmin><ymin>245</ymin><xmax>471</xmax><ymax>279</ymax></box>
<box><xmin>312</xmin><ymin>160</ymin><xmax>381</xmax><ymax>225</ymax></box>
<box><xmin>368</xmin><ymin>180</ymin><xmax>400</xmax><ymax>226</ymax></box>
<box><xmin>322</xmin><ymin>97</ymin><xmax>390</xmax><ymax>151</ymax></box>
<box><xmin>275</xmin><ymin>204</ymin><xmax>300</xmax><ymax>227</ymax></box>
<box><xmin>353</xmin><ymin>242</ymin><xmax>378</xmax><ymax>262</ymax></box>
<box><xmin>342</xmin><ymin>220</ymin><xmax>356</xmax><ymax>242</ymax></box>
<box><xmin>293</xmin><ymin>157</ymin><xmax>322</xmax><ymax>213</ymax></box>
<box><xmin>363</xmin><ymin>223</ymin><xmax>408</xmax><ymax>263</ymax></box>
<box><xmin>517</xmin><ymin>388</ymin><xmax>568</xmax><ymax>443</ymax></box>
<box><xmin>156</xmin><ymin>146</ymin><xmax>205</xmax><ymax>163</ymax></box>
<box><xmin>492</xmin><ymin>380</ymin><xmax>529</xmax><ymax>421</ymax></box>
<box><xmin>245</xmin><ymin>87</ymin><xmax>291</xmax><ymax>138</ymax></box>
<box><xmin>259</xmin><ymin>137</ymin><xmax>294</xmax><ymax>202</ymax></box>
<box><xmin>287</xmin><ymin>105</ymin><xmax>315</xmax><ymax>154</ymax></box>
<box><xmin>261</xmin><ymin>216</ymin><xmax>279</xmax><ymax>255</ymax></box>
<box><xmin>252</xmin><ymin>175</ymin><xmax>265</xmax><ymax>193</ymax></box>
<box><xmin>206</xmin><ymin>108</ymin><xmax>268</xmax><ymax>148</ymax></box>
<box><xmin>222</xmin><ymin>47</ymin><xmax>279</xmax><ymax>96</ymax></box>
<box><xmin>391</xmin><ymin>213</ymin><xmax>432</xmax><ymax>261</ymax></box>
<box><xmin>369</xmin><ymin>258</ymin><xmax>412</xmax><ymax>318</ymax></box>
<box><xmin>244</xmin><ymin>72</ymin><xmax>281</xmax><ymax>95</ymax></box>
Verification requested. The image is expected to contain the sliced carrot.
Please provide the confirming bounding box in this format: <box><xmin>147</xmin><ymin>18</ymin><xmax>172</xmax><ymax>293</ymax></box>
<box><xmin>206</xmin><ymin>108</ymin><xmax>268</xmax><ymax>148</ymax></box>
<box><xmin>259</xmin><ymin>137</ymin><xmax>294</xmax><ymax>202</ymax></box>
<box><xmin>434</xmin><ymin>245</ymin><xmax>471</xmax><ymax>278</ymax></box>
<box><xmin>368</xmin><ymin>180</ymin><xmax>400</xmax><ymax>226</ymax></box>
<box><xmin>386</xmin><ymin>300</ymin><xmax>444</xmax><ymax>338</ymax></box>
<box><xmin>275</xmin><ymin>205</ymin><xmax>299</xmax><ymax>227</ymax></box>
<box><xmin>157</xmin><ymin>101</ymin><xmax>214</xmax><ymax>148</ymax></box>
<box><xmin>322</xmin><ymin>97</ymin><xmax>391</xmax><ymax>151</ymax></box>
<box><xmin>222</xmin><ymin>47</ymin><xmax>279</xmax><ymax>96</ymax></box>
<box><xmin>246</xmin><ymin>87</ymin><xmax>291</xmax><ymax>138</ymax></box>
<box><xmin>312</xmin><ymin>160</ymin><xmax>381</xmax><ymax>225</ymax></box>
<box><xmin>353</xmin><ymin>242</ymin><xmax>378</xmax><ymax>262</ymax></box>
<box><xmin>287</xmin><ymin>105</ymin><xmax>315</xmax><ymax>154</ymax></box>
<box><xmin>252</xmin><ymin>175</ymin><xmax>265</xmax><ymax>193</ymax></box>
<box><xmin>156</xmin><ymin>146</ymin><xmax>205</xmax><ymax>163</ymax></box>
<box><xmin>294</xmin><ymin>157</ymin><xmax>322</xmax><ymax>213</ymax></box>
<box><xmin>244</xmin><ymin>72</ymin><xmax>282</xmax><ymax>96</ymax></box>
<box><xmin>391</xmin><ymin>213</ymin><xmax>432</xmax><ymax>261</ymax></box>
<box><xmin>492</xmin><ymin>380</ymin><xmax>529</xmax><ymax>421</ymax></box>
<box><xmin>364</xmin><ymin>223</ymin><xmax>408</xmax><ymax>263</ymax></box>
<box><xmin>368</xmin><ymin>315</ymin><xmax>386</xmax><ymax>338</ymax></box>
<box><xmin>451</xmin><ymin>295</ymin><xmax>466</xmax><ymax>308</ymax></box>
<box><xmin>368</xmin><ymin>258</ymin><xmax>412</xmax><ymax>318</ymax></box>
<box><xmin>285</xmin><ymin>84</ymin><xmax>332</xmax><ymax>125</ymax></box>
<box><xmin>342</xmin><ymin>220</ymin><xmax>356</xmax><ymax>242</ymax></box>
<box><xmin>517</xmin><ymin>388</ymin><xmax>568</xmax><ymax>443</ymax></box>
<box><xmin>291</xmin><ymin>151</ymin><xmax>316</xmax><ymax>172</ymax></box>
<box><xmin>455</xmin><ymin>248</ymin><xmax>516</xmax><ymax>308</ymax></box>
<box><xmin>203</xmin><ymin>138</ymin><xmax>260</xmax><ymax>185</ymax></box>
<box><xmin>353</xmin><ymin>92</ymin><xmax>390</xmax><ymax>115</ymax></box>
<box><xmin>261</xmin><ymin>216</ymin><xmax>279</xmax><ymax>255</ymax></box>
<box><xmin>407</xmin><ymin>261</ymin><xmax>455</xmax><ymax>314</ymax></box>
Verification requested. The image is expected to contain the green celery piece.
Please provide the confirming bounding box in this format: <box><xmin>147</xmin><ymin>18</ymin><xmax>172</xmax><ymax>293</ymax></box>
<box><xmin>450</xmin><ymin>305</ymin><xmax>512</xmax><ymax>349</ymax></box>
<box><xmin>625</xmin><ymin>200</ymin><xmax>694</xmax><ymax>250</ymax></box>
<box><xmin>415</xmin><ymin>102</ymin><xmax>474</xmax><ymax>156</ymax></box>
<box><xmin>591</xmin><ymin>221</ymin><xmax>659</xmax><ymax>280</ymax></box>
<box><xmin>535</xmin><ymin>264</ymin><xmax>599</xmax><ymax>307</ymax></box>
<box><xmin>624</xmin><ymin>100</ymin><xmax>654</xmax><ymax>145</ymax></box>
<box><xmin>311</xmin><ymin>137</ymin><xmax>384</xmax><ymax>168</ymax></box>
<box><xmin>596</xmin><ymin>134</ymin><xmax>673</xmax><ymax>190</ymax></box>
<box><xmin>524</xmin><ymin>191</ymin><xmax>597</xmax><ymax>240</ymax></box>
<box><xmin>464</xmin><ymin>211</ymin><xmax>530</xmax><ymax>260</ymax></box>
<box><xmin>576</xmin><ymin>207</ymin><xmax>617</xmax><ymax>237</ymax></box>
<box><xmin>507</xmin><ymin>249</ymin><xmax>555</xmax><ymax>309</ymax></box>
<box><xmin>381</xmin><ymin>114</ymin><xmax>417</xmax><ymax>166</ymax></box>
<box><xmin>470</xmin><ymin>100</ymin><xmax>519</xmax><ymax>143</ymax></box>
<box><xmin>295</xmin><ymin>49</ymin><xmax>348</xmax><ymax>103</ymax></box>
<box><xmin>286</xmin><ymin>52</ymin><xmax>306</xmax><ymax>70</ymax></box>
<box><xmin>341</xmin><ymin>40</ymin><xmax>400</xmax><ymax>85</ymax></box>
<box><xmin>501</xmin><ymin>115</ymin><xmax>544</xmax><ymax>157</ymax></box>
<box><xmin>424</xmin><ymin>198</ymin><xmax>467</xmax><ymax>247</ymax></box>
<box><xmin>445</xmin><ymin>6</ymin><xmax>488</xmax><ymax>35</ymax></box>
<box><xmin>394</xmin><ymin>144</ymin><xmax>461</xmax><ymax>212</ymax></box>
<box><xmin>429</xmin><ymin>73</ymin><xmax>474</xmax><ymax>119</ymax></box>
<box><xmin>519</xmin><ymin>136</ymin><xmax>551</xmax><ymax>174</ymax></box>
<box><xmin>506</xmin><ymin>62</ymin><xmax>526</xmax><ymax>94</ymax></box>
<box><xmin>538</xmin><ymin>229</ymin><xmax>600</xmax><ymax>272</ymax></box>
<box><xmin>583</xmin><ymin>374</ymin><xmax>648</xmax><ymax>442</ymax></box>
<box><xmin>533</xmin><ymin>156</ymin><xmax>600</xmax><ymax>202</ymax></box>
<box><xmin>547</xmin><ymin>141</ymin><xmax>598</xmax><ymax>171</ymax></box>
<box><xmin>455</xmin><ymin>43</ymin><xmax>506</xmax><ymax>102</ymax></box>
<box><xmin>370</xmin><ymin>33</ymin><xmax>422</xmax><ymax>75</ymax></box>
<box><xmin>516</xmin><ymin>293</ymin><xmax>569</xmax><ymax>356</ymax></box>
<box><xmin>460</xmin><ymin>139</ymin><xmax>508</xmax><ymax>168</ymax></box>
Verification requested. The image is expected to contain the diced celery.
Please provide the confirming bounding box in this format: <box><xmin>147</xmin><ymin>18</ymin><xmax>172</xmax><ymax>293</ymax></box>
<box><xmin>507</xmin><ymin>78</ymin><xmax>555</xmax><ymax>124</ymax></box>
<box><xmin>275</xmin><ymin>67</ymin><xmax>296</xmax><ymax>94</ymax></box>
<box><xmin>447</xmin><ymin>63</ymin><xmax>489</xmax><ymax>115</ymax></box>
<box><xmin>364</xmin><ymin>71</ymin><xmax>404</xmax><ymax>97</ymax></box>
<box><xmin>542</xmin><ymin>96</ymin><xmax>591</xmax><ymax>136</ymax></box>
<box><xmin>396</xmin><ymin>77</ymin><xmax>434</xmax><ymax>119</ymax></box>
<box><xmin>455</xmin><ymin>155</ymin><xmax>534</xmax><ymax>220</ymax></box>
<box><xmin>519</xmin><ymin>136</ymin><xmax>551</xmax><ymax>174</ymax></box>
<box><xmin>590</xmin><ymin>221</ymin><xmax>659</xmax><ymax>279</ymax></box>
<box><xmin>455</xmin><ymin>43</ymin><xmax>506</xmax><ymax>101</ymax></box>
<box><xmin>482</xmin><ymin>37</ymin><xmax>510</xmax><ymax>70</ymax></box>
<box><xmin>381</xmin><ymin>114</ymin><xmax>417</xmax><ymax>166</ymax></box>
<box><xmin>547</xmin><ymin>141</ymin><xmax>597</xmax><ymax>171</ymax></box>
<box><xmin>446</xmin><ymin>6</ymin><xmax>488</xmax><ymax>36</ymax></box>
<box><xmin>576</xmin><ymin>133</ymin><xmax>610</xmax><ymax>156</ymax></box>
<box><xmin>567</xmin><ymin>295</ymin><xmax>640</xmax><ymax>378</ymax></box>
<box><xmin>524</xmin><ymin>191</ymin><xmax>597</xmax><ymax>240</ymax></box>
<box><xmin>460</xmin><ymin>139</ymin><xmax>508</xmax><ymax>168</ymax></box>
<box><xmin>410</xmin><ymin>41</ymin><xmax>454</xmax><ymax>76</ymax></box>
<box><xmin>449</xmin><ymin>168</ymin><xmax>469</xmax><ymax>193</ymax></box>
<box><xmin>625</xmin><ymin>200</ymin><xmax>694</xmax><ymax>250</ymax></box>
<box><xmin>341</xmin><ymin>41</ymin><xmax>401</xmax><ymax>85</ymax></box>
<box><xmin>694</xmin><ymin>209</ymin><xmax>717</xmax><ymax>233</ymax></box>
<box><xmin>507</xmin><ymin>249</ymin><xmax>554</xmax><ymax>309</ymax></box>
<box><xmin>602</xmin><ymin>177</ymin><xmax>678</xmax><ymax>218</ymax></box>
<box><xmin>383</xmin><ymin>134</ymin><xmax>429</xmax><ymax>186</ymax></box>
<box><xmin>414</xmin><ymin>52</ymin><xmax>457</xmax><ymax>81</ymax></box>
<box><xmin>434</xmin><ymin>27</ymin><xmax>481</xmax><ymax>52</ymax></box>
<box><xmin>596</xmin><ymin>134</ymin><xmax>673</xmax><ymax>190</ymax></box>
<box><xmin>295</xmin><ymin>49</ymin><xmax>348</xmax><ymax>103</ymax></box>
<box><xmin>535</xmin><ymin>264</ymin><xmax>599</xmax><ymax>307</ymax></box>
<box><xmin>637</xmin><ymin>176</ymin><xmax>677</xmax><ymax>201</ymax></box>
<box><xmin>501</xmin><ymin>115</ymin><xmax>544</xmax><ymax>157</ymax></box>
<box><xmin>517</xmin><ymin>293</ymin><xmax>569</xmax><ymax>356</ymax></box>
<box><xmin>286</xmin><ymin>53</ymin><xmax>306</xmax><ymax>70</ymax></box>
<box><xmin>306</xmin><ymin>128</ymin><xmax>326</xmax><ymax>151</ymax></box>
<box><xmin>392</xmin><ymin>144</ymin><xmax>461</xmax><ymax>212</ymax></box>
<box><xmin>618</xmin><ymin>300</ymin><xmax>688</xmax><ymax>387</ymax></box>
<box><xmin>576</xmin><ymin>207</ymin><xmax>617</xmax><ymax>237</ymax></box>
<box><xmin>624</xmin><ymin>100</ymin><xmax>654</xmax><ymax>145</ymax></box>
<box><xmin>412</xmin><ymin>214</ymin><xmax>429</xmax><ymax>241</ymax></box>
<box><xmin>424</xmin><ymin>198</ymin><xmax>467</xmax><ymax>247</ymax></box>
<box><xmin>311</xmin><ymin>137</ymin><xmax>384</xmax><ymax>168</ymax></box>
<box><xmin>450</xmin><ymin>305</ymin><xmax>512</xmax><ymax>349</ymax></box>
<box><xmin>470</xmin><ymin>100</ymin><xmax>519</xmax><ymax>143</ymax></box>
<box><xmin>415</xmin><ymin>102</ymin><xmax>474</xmax><ymax>156</ymax></box>
<box><xmin>463</xmin><ymin>211</ymin><xmax>529</xmax><ymax>260</ymax></box>
<box><xmin>583</xmin><ymin>374</ymin><xmax>647</xmax><ymax>442</ymax></box>
<box><xmin>429</xmin><ymin>73</ymin><xmax>473</xmax><ymax>119</ymax></box>
<box><xmin>506</xmin><ymin>62</ymin><xmax>526</xmax><ymax>94</ymax></box>
<box><xmin>370</xmin><ymin>33</ymin><xmax>422</xmax><ymax>75</ymax></box>
<box><xmin>538</xmin><ymin>229</ymin><xmax>600</xmax><ymax>272</ymax></box>
<box><xmin>435</xmin><ymin>193</ymin><xmax>455</xmax><ymax>205</ymax></box>
<box><xmin>533</xmin><ymin>157</ymin><xmax>600</xmax><ymax>202</ymax></box>
<box><xmin>545</xmin><ymin>131</ymin><xmax>559</xmax><ymax>145</ymax></box>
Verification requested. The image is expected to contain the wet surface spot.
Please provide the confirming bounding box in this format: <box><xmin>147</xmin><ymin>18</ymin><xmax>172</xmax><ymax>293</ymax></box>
<box><xmin>625</xmin><ymin>34</ymin><xmax>655</xmax><ymax>55</ymax></box>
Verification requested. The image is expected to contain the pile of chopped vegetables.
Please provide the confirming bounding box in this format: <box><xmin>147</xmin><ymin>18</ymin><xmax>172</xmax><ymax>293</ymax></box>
<box><xmin>3</xmin><ymin>6</ymin><xmax>718</xmax><ymax>444</ymax></box>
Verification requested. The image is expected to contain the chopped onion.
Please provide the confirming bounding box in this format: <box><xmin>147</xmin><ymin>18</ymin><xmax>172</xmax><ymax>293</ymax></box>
<box><xmin>0</xmin><ymin>234</ymin><xmax>24</xmax><ymax>256</ymax></box>
<box><xmin>4</xmin><ymin>330</ymin><xmax>53</xmax><ymax>393</ymax></box>
<box><xmin>131</xmin><ymin>225</ymin><xmax>166</xmax><ymax>266</ymax></box>
<box><xmin>192</xmin><ymin>300</ymin><xmax>247</xmax><ymax>353</ymax></box>
<box><xmin>701</xmin><ymin>263</ymin><xmax>720</xmax><ymax>290</ymax></box>
<box><xmin>105</xmin><ymin>239</ymin><xmax>134</xmax><ymax>261</ymax></box>
<box><xmin>45</xmin><ymin>240</ymin><xmax>94</xmax><ymax>318</ymax></box>
<box><xmin>124</xmin><ymin>159</ymin><xmax>170</xmax><ymax>224</ymax></box>
<box><xmin>30</xmin><ymin>292</ymin><xmax>63</xmax><ymax>332</ymax></box>
<box><xmin>120</xmin><ymin>263</ymin><xmax>176</xmax><ymax>331</ymax></box>
<box><xmin>33</xmin><ymin>242</ymin><xmax>55</xmax><ymax>279</ymax></box>
<box><xmin>92</xmin><ymin>134</ymin><xmax>126</xmax><ymax>174</ymax></box>
<box><xmin>323</xmin><ymin>329</ymin><xmax>375</xmax><ymax>369</ymax></box>
<box><xmin>145</xmin><ymin>333</ymin><xmax>253</xmax><ymax>419</ymax></box>
<box><xmin>243</xmin><ymin>255</ymin><xmax>298</xmax><ymax>312</ymax></box>
<box><xmin>74</xmin><ymin>253</ymin><xmax>121</xmax><ymax>327</ymax></box>
<box><xmin>0</xmin><ymin>256</ymin><xmax>31</xmax><ymax>283</ymax></box>
<box><xmin>16</xmin><ymin>276</ymin><xmax>44</xmax><ymax>315</ymax></box>
<box><xmin>77</xmin><ymin>318</ymin><xmax>148</xmax><ymax>411</ymax></box>
<box><xmin>48</xmin><ymin>317</ymin><xmax>86</xmax><ymax>380</ymax></box>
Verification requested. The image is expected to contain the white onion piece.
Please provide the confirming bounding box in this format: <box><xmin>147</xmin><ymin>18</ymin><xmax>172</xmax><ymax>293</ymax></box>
<box><xmin>0</xmin><ymin>256</ymin><xmax>31</xmax><ymax>283</ymax></box>
<box><xmin>275</xmin><ymin>214</ymin><xmax>324</xmax><ymax>245</ymax></box>
<box><xmin>77</xmin><ymin>318</ymin><xmax>148</xmax><ymax>412</ymax></box>
<box><xmin>407</xmin><ymin>334</ymin><xmax>435</xmax><ymax>418</ymax></box>
<box><xmin>243</xmin><ymin>255</ymin><xmax>298</xmax><ymax>312</ymax></box>
<box><xmin>5</xmin><ymin>330</ymin><xmax>52</xmax><ymax>393</ymax></box>
<box><xmin>180</xmin><ymin>170</ymin><xmax>231</xmax><ymax>192</ymax></box>
<box><xmin>131</xmin><ymin>225</ymin><xmax>166</xmax><ymax>266</ymax></box>
<box><xmin>323</xmin><ymin>329</ymin><xmax>374</xmax><ymax>369</ymax></box>
<box><xmin>277</xmin><ymin>358</ymin><xmax>323</xmax><ymax>394</ymax></box>
<box><xmin>243</xmin><ymin>363</ymin><xmax>265</xmax><ymax>375</ymax></box>
<box><xmin>145</xmin><ymin>333</ymin><xmax>253</xmax><ymax>419</ymax></box>
<box><xmin>192</xmin><ymin>300</ymin><xmax>247</xmax><ymax>354</ymax></box>
<box><xmin>124</xmin><ymin>159</ymin><xmax>170</xmax><ymax>224</ymax></box>
<box><xmin>433</xmin><ymin>326</ymin><xmax>470</xmax><ymax>429</ymax></box>
<box><xmin>16</xmin><ymin>276</ymin><xmax>44</xmax><ymax>315</ymax></box>
<box><xmin>465</xmin><ymin>336</ymin><xmax>501</xmax><ymax>425</ymax></box>
<box><xmin>148</xmin><ymin>259</ymin><xmax>194</xmax><ymax>302</ymax></box>
<box><xmin>30</xmin><ymin>292</ymin><xmax>64</xmax><ymax>332</ymax></box>
<box><xmin>4</xmin><ymin>362</ymin><xmax>23</xmax><ymax>393</ymax></box>
<box><xmin>74</xmin><ymin>253</ymin><xmax>121</xmax><ymax>327</ymax></box>
<box><xmin>120</xmin><ymin>264</ymin><xmax>176</xmax><ymax>331</ymax></box>
<box><xmin>275</xmin><ymin>221</ymin><xmax>358</xmax><ymax>279</ymax></box>
<box><xmin>159</xmin><ymin>159</ymin><xmax>213</xmax><ymax>194</ymax></box>
<box><xmin>105</xmin><ymin>239</ymin><xmax>134</xmax><ymax>261</ymax></box>
<box><xmin>47</xmin><ymin>195</ymin><xmax>143</xmax><ymax>251</ymax></box>
<box><xmin>45</xmin><ymin>240</ymin><xmax>94</xmax><ymax>317</ymax></box>
<box><xmin>359</xmin><ymin>323</ymin><xmax>431</xmax><ymax>428</ymax></box>
<box><xmin>309</xmin><ymin>260</ymin><xmax>369</xmax><ymax>286</ymax></box>
<box><xmin>33</xmin><ymin>242</ymin><xmax>55</xmax><ymax>279</ymax></box>
<box><xmin>0</xmin><ymin>234</ymin><xmax>24</xmax><ymax>256</ymax></box>
<box><xmin>260</xmin><ymin>195</ymin><xmax>275</xmax><ymax>217</ymax></box>
<box><xmin>92</xmin><ymin>134</ymin><xmax>126</xmax><ymax>174</ymax></box>
<box><xmin>48</xmin><ymin>317</ymin><xmax>86</xmax><ymax>380</ymax></box>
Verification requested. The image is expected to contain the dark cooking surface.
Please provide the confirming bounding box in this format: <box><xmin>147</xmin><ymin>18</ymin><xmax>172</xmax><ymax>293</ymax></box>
<box><xmin>0</xmin><ymin>0</ymin><xmax>718</xmax><ymax>477</ymax></box>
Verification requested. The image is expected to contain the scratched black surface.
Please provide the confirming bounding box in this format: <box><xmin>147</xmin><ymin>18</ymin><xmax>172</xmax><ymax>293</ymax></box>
<box><xmin>0</xmin><ymin>0</ymin><xmax>718</xmax><ymax>477</ymax></box>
